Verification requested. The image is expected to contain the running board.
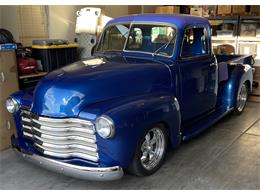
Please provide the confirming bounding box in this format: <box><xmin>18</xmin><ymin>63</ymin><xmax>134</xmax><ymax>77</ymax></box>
<box><xmin>181</xmin><ymin>107</ymin><xmax>234</xmax><ymax>141</ymax></box>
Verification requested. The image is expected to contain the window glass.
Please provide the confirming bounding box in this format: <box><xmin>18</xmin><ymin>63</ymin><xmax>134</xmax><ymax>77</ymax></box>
<box><xmin>97</xmin><ymin>24</ymin><xmax>130</xmax><ymax>51</ymax></box>
<box><xmin>181</xmin><ymin>27</ymin><xmax>209</xmax><ymax>58</ymax></box>
<box><xmin>125</xmin><ymin>24</ymin><xmax>176</xmax><ymax>56</ymax></box>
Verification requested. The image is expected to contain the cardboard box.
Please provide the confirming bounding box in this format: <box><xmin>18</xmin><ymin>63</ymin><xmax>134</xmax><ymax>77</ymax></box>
<box><xmin>217</xmin><ymin>5</ymin><xmax>232</xmax><ymax>15</ymax></box>
<box><xmin>240</xmin><ymin>23</ymin><xmax>257</xmax><ymax>37</ymax></box>
<box><xmin>155</xmin><ymin>6</ymin><xmax>180</xmax><ymax>14</ymax></box>
<box><xmin>232</xmin><ymin>5</ymin><xmax>246</xmax><ymax>14</ymax></box>
<box><xmin>190</xmin><ymin>8</ymin><xmax>203</xmax><ymax>17</ymax></box>
<box><xmin>250</xmin><ymin>5</ymin><xmax>260</xmax><ymax>14</ymax></box>
<box><xmin>208</xmin><ymin>5</ymin><xmax>217</xmax><ymax>16</ymax></box>
<box><xmin>128</xmin><ymin>5</ymin><xmax>142</xmax><ymax>15</ymax></box>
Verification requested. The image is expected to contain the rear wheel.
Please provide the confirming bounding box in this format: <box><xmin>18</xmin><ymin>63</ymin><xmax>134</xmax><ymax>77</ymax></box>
<box><xmin>234</xmin><ymin>82</ymin><xmax>248</xmax><ymax>114</ymax></box>
<box><xmin>128</xmin><ymin>124</ymin><xmax>168</xmax><ymax>176</ymax></box>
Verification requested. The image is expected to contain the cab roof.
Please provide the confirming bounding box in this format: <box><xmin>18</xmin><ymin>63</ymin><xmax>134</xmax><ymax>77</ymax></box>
<box><xmin>107</xmin><ymin>14</ymin><xmax>210</xmax><ymax>29</ymax></box>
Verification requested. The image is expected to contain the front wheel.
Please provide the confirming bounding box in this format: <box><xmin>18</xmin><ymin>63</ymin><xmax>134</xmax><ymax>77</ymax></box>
<box><xmin>234</xmin><ymin>82</ymin><xmax>248</xmax><ymax>114</ymax></box>
<box><xmin>128</xmin><ymin>124</ymin><xmax>168</xmax><ymax>176</ymax></box>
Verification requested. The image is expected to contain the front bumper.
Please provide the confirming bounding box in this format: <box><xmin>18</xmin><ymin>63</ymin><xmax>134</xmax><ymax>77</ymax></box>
<box><xmin>13</xmin><ymin>147</ymin><xmax>124</xmax><ymax>181</ymax></box>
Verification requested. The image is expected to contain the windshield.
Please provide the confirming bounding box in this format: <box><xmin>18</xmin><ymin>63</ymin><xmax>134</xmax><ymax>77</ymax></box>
<box><xmin>96</xmin><ymin>23</ymin><xmax>176</xmax><ymax>57</ymax></box>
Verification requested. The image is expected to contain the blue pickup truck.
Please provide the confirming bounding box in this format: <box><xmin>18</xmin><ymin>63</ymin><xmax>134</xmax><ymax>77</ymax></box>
<box><xmin>7</xmin><ymin>14</ymin><xmax>254</xmax><ymax>181</ymax></box>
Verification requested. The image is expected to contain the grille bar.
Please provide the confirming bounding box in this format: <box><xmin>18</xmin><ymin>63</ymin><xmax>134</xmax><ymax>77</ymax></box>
<box><xmin>34</xmin><ymin>143</ymin><xmax>99</xmax><ymax>162</ymax></box>
<box><xmin>21</xmin><ymin>109</ymin><xmax>98</xmax><ymax>162</ymax></box>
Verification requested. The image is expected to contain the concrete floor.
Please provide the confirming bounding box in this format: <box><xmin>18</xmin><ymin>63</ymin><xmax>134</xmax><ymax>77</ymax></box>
<box><xmin>0</xmin><ymin>102</ymin><xmax>259</xmax><ymax>189</ymax></box>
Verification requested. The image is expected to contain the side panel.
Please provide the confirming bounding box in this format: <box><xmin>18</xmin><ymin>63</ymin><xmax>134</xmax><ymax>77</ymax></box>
<box><xmin>217</xmin><ymin>64</ymin><xmax>253</xmax><ymax>109</ymax></box>
<box><xmin>79</xmin><ymin>93</ymin><xmax>181</xmax><ymax>168</ymax></box>
<box><xmin>178</xmin><ymin>55</ymin><xmax>217</xmax><ymax>122</ymax></box>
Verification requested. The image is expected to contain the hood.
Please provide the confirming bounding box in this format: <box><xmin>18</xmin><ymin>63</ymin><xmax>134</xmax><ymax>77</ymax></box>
<box><xmin>31</xmin><ymin>56</ymin><xmax>172</xmax><ymax>117</ymax></box>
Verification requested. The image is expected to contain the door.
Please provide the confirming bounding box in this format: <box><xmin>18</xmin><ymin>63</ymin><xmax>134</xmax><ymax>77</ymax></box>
<box><xmin>178</xmin><ymin>26</ymin><xmax>217</xmax><ymax>122</ymax></box>
<box><xmin>0</xmin><ymin>50</ymin><xmax>19</xmax><ymax>151</ymax></box>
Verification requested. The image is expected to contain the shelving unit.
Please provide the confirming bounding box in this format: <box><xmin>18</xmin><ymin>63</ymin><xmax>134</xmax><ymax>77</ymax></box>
<box><xmin>207</xmin><ymin>16</ymin><xmax>239</xmax><ymax>54</ymax></box>
<box><xmin>207</xmin><ymin>15</ymin><xmax>260</xmax><ymax>66</ymax></box>
<box><xmin>238</xmin><ymin>16</ymin><xmax>260</xmax><ymax>65</ymax></box>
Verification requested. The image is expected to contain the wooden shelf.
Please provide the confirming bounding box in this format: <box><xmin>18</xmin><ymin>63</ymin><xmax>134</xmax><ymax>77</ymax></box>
<box><xmin>18</xmin><ymin>72</ymin><xmax>48</xmax><ymax>79</ymax></box>
<box><xmin>212</xmin><ymin>36</ymin><xmax>236</xmax><ymax>41</ymax></box>
<box><xmin>238</xmin><ymin>37</ymin><xmax>260</xmax><ymax>42</ymax></box>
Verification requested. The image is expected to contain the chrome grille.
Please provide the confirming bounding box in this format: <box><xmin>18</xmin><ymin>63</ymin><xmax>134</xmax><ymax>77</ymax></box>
<box><xmin>21</xmin><ymin>109</ymin><xmax>99</xmax><ymax>162</ymax></box>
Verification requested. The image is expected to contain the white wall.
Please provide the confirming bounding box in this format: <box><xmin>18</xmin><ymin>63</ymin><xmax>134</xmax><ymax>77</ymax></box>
<box><xmin>48</xmin><ymin>5</ymin><xmax>78</xmax><ymax>42</ymax></box>
<box><xmin>0</xmin><ymin>5</ymin><xmax>130</xmax><ymax>43</ymax></box>
<box><xmin>0</xmin><ymin>6</ymin><xmax>2</xmax><ymax>28</ymax></box>
<box><xmin>48</xmin><ymin>5</ymin><xmax>129</xmax><ymax>42</ymax></box>
<box><xmin>0</xmin><ymin>6</ymin><xmax>19</xmax><ymax>42</ymax></box>
<box><xmin>98</xmin><ymin>5</ymin><xmax>129</xmax><ymax>18</ymax></box>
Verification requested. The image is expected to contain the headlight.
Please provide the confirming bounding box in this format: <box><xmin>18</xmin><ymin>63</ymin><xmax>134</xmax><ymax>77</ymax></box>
<box><xmin>6</xmin><ymin>97</ymin><xmax>19</xmax><ymax>113</ymax></box>
<box><xmin>95</xmin><ymin>115</ymin><xmax>115</xmax><ymax>139</ymax></box>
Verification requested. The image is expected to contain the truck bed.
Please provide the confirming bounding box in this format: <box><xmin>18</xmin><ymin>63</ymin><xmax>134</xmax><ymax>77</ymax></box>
<box><xmin>216</xmin><ymin>54</ymin><xmax>254</xmax><ymax>83</ymax></box>
<box><xmin>216</xmin><ymin>54</ymin><xmax>253</xmax><ymax>65</ymax></box>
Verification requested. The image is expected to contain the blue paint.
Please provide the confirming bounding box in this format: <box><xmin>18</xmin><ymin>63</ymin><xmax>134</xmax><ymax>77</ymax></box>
<box><xmin>9</xmin><ymin>15</ymin><xmax>253</xmax><ymax>171</ymax></box>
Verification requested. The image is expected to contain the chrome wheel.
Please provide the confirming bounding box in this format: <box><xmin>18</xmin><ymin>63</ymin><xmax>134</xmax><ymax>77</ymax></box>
<box><xmin>140</xmin><ymin>127</ymin><xmax>165</xmax><ymax>170</ymax></box>
<box><xmin>237</xmin><ymin>84</ymin><xmax>248</xmax><ymax>112</ymax></box>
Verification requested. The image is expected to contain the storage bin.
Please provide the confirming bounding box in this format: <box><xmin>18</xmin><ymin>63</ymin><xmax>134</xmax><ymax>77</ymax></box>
<box><xmin>232</xmin><ymin>5</ymin><xmax>247</xmax><ymax>14</ymax></box>
<box><xmin>32</xmin><ymin>40</ymin><xmax>79</xmax><ymax>72</ymax></box>
<box><xmin>217</xmin><ymin>5</ymin><xmax>232</xmax><ymax>15</ymax></box>
<box><xmin>190</xmin><ymin>8</ymin><xmax>203</xmax><ymax>17</ymax></box>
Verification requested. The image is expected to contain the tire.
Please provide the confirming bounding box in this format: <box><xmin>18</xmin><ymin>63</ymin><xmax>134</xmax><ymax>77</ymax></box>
<box><xmin>234</xmin><ymin>82</ymin><xmax>248</xmax><ymax>114</ymax></box>
<box><xmin>128</xmin><ymin>124</ymin><xmax>168</xmax><ymax>176</ymax></box>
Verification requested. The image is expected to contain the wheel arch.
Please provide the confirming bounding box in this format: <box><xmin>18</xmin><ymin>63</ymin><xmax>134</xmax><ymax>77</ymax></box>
<box><xmin>220</xmin><ymin>64</ymin><xmax>253</xmax><ymax>109</ymax></box>
<box><xmin>79</xmin><ymin>93</ymin><xmax>181</xmax><ymax>168</ymax></box>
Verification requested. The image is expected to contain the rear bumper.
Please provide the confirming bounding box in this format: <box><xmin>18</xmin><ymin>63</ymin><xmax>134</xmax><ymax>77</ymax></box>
<box><xmin>13</xmin><ymin>146</ymin><xmax>124</xmax><ymax>181</ymax></box>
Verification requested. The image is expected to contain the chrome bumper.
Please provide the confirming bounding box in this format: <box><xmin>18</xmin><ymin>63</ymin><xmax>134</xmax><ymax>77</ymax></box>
<box><xmin>13</xmin><ymin>148</ymin><xmax>124</xmax><ymax>181</ymax></box>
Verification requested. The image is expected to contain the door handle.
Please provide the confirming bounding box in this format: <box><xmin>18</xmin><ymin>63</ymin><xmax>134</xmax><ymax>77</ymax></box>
<box><xmin>0</xmin><ymin>72</ymin><xmax>5</xmax><ymax>82</ymax></box>
<box><xmin>210</xmin><ymin>63</ymin><xmax>216</xmax><ymax>67</ymax></box>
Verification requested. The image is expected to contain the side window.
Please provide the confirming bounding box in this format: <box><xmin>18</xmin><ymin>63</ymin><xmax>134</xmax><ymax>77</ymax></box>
<box><xmin>127</xmin><ymin>27</ymin><xmax>143</xmax><ymax>49</ymax></box>
<box><xmin>181</xmin><ymin>27</ymin><xmax>209</xmax><ymax>58</ymax></box>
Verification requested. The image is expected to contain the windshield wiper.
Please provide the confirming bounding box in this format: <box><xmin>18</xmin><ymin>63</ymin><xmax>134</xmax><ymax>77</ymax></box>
<box><xmin>152</xmin><ymin>33</ymin><xmax>176</xmax><ymax>57</ymax></box>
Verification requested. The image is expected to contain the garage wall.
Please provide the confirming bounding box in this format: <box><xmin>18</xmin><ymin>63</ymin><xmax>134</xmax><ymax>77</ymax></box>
<box><xmin>48</xmin><ymin>5</ymin><xmax>129</xmax><ymax>42</ymax></box>
<box><xmin>84</xmin><ymin>5</ymin><xmax>129</xmax><ymax>18</ymax></box>
<box><xmin>0</xmin><ymin>6</ymin><xmax>20</xmax><ymax>42</ymax></box>
<box><xmin>48</xmin><ymin>5</ymin><xmax>78</xmax><ymax>42</ymax></box>
<box><xmin>0</xmin><ymin>5</ymin><xmax>130</xmax><ymax>44</ymax></box>
<box><xmin>0</xmin><ymin>7</ymin><xmax>2</xmax><ymax>28</ymax></box>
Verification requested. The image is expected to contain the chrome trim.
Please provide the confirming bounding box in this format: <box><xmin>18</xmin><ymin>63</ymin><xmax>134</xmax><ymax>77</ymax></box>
<box><xmin>237</xmin><ymin>83</ymin><xmax>248</xmax><ymax>112</ymax></box>
<box><xmin>21</xmin><ymin>109</ymin><xmax>98</xmax><ymax>162</ymax></box>
<box><xmin>95</xmin><ymin>115</ymin><xmax>115</xmax><ymax>138</ymax></box>
<box><xmin>140</xmin><ymin>127</ymin><xmax>165</xmax><ymax>170</ymax></box>
<box><xmin>6</xmin><ymin>96</ymin><xmax>19</xmax><ymax>113</ymax></box>
<box><xmin>35</xmin><ymin>143</ymin><xmax>99</xmax><ymax>162</ymax></box>
<box><xmin>13</xmin><ymin>147</ymin><xmax>124</xmax><ymax>181</ymax></box>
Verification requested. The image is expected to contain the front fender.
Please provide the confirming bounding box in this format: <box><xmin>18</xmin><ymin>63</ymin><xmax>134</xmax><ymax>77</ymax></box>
<box><xmin>79</xmin><ymin>93</ymin><xmax>181</xmax><ymax>168</ymax></box>
<box><xmin>219</xmin><ymin>64</ymin><xmax>253</xmax><ymax>109</ymax></box>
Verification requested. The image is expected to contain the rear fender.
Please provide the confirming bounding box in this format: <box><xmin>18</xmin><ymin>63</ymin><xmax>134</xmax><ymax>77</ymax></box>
<box><xmin>219</xmin><ymin>64</ymin><xmax>253</xmax><ymax>109</ymax></box>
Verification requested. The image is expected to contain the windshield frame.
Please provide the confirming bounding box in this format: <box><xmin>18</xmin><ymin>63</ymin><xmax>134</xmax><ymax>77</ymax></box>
<box><xmin>95</xmin><ymin>21</ymin><xmax>178</xmax><ymax>58</ymax></box>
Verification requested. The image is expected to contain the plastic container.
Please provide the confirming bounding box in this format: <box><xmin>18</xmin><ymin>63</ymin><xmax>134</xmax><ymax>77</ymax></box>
<box><xmin>32</xmin><ymin>40</ymin><xmax>79</xmax><ymax>72</ymax></box>
<box><xmin>75</xmin><ymin>7</ymin><xmax>101</xmax><ymax>34</ymax></box>
<box><xmin>0</xmin><ymin>43</ymin><xmax>17</xmax><ymax>50</ymax></box>
<box><xmin>17</xmin><ymin>58</ymin><xmax>37</xmax><ymax>74</ymax></box>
